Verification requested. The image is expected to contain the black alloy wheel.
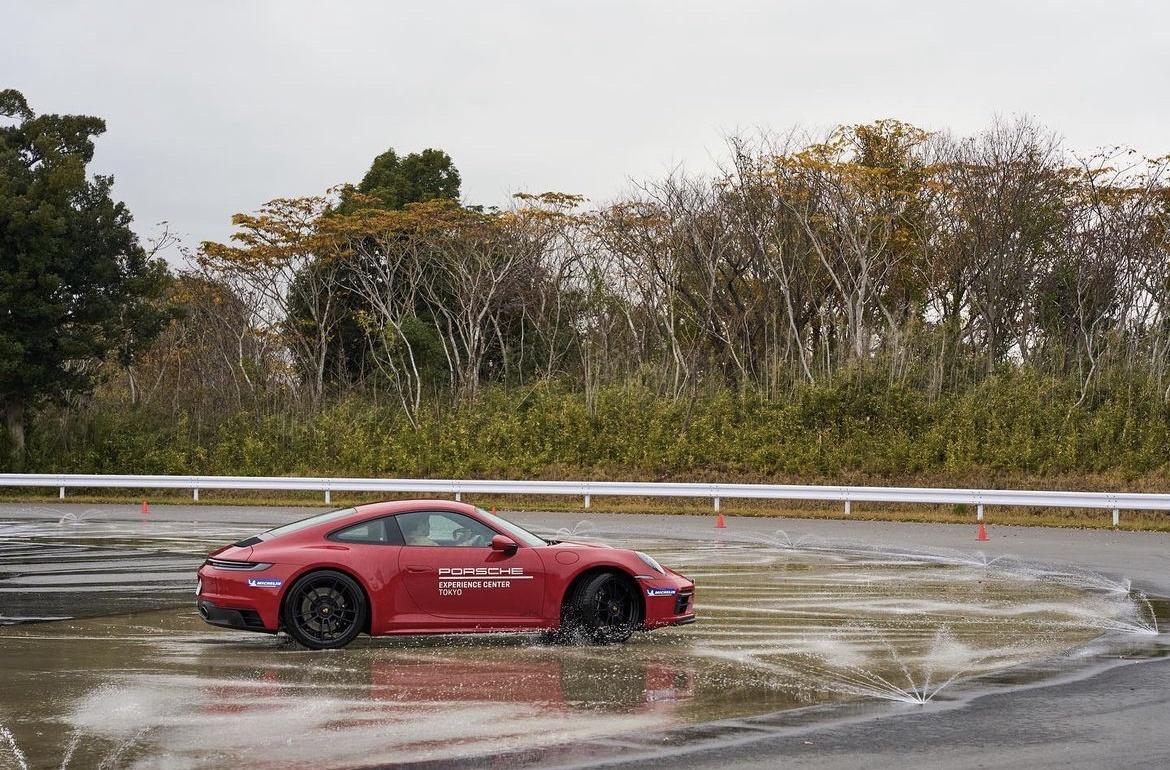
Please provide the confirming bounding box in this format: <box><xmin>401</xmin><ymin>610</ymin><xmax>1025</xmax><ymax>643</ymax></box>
<box><xmin>563</xmin><ymin>572</ymin><xmax>641</xmax><ymax>644</ymax></box>
<box><xmin>282</xmin><ymin>570</ymin><xmax>367</xmax><ymax>650</ymax></box>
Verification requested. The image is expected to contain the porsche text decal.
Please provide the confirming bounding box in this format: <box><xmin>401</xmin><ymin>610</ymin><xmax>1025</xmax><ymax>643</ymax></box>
<box><xmin>437</xmin><ymin>566</ymin><xmax>532</xmax><ymax>596</ymax></box>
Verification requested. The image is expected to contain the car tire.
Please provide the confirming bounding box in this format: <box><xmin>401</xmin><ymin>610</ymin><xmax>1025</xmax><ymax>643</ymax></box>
<box><xmin>561</xmin><ymin>571</ymin><xmax>641</xmax><ymax>644</ymax></box>
<box><xmin>282</xmin><ymin>570</ymin><xmax>367</xmax><ymax>650</ymax></box>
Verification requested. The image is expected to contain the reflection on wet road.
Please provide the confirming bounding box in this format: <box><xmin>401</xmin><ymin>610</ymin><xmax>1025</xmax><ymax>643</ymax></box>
<box><xmin>0</xmin><ymin>512</ymin><xmax>1165</xmax><ymax>769</ymax></box>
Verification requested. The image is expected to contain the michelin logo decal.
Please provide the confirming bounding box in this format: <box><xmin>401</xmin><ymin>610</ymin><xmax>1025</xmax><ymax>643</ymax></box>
<box><xmin>437</xmin><ymin>566</ymin><xmax>531</xmax><ymax>596</ymax></box>
<box><xmin>247</xmin><ymin>578</ymin><xmax>283</xmax><ymax>588</ymax></box>
<box><xmin>645</xmin><ymin>587</ymin><xmax>677</xmax><ymax>597</ymax></box>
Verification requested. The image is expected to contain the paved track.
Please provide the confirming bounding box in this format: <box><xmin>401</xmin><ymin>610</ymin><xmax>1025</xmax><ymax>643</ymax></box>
<box><xmin>2</xmin><ymin>502</ymin><xmax>1168</xmax><ymax>769</ymax></box>
<box><xmin>520</xmin><ymin>510</ymin><xmax>1170</xmax><ymax>769</ymax></box>
<box><xmin>603</xmin><ymin>656</ymin><xmax>1170</xmax><ymax>770</ymax></box>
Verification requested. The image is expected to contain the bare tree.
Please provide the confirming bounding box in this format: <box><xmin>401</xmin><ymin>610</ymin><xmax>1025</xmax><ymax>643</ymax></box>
<box><xmin>198</xmin><ymin>195</ymin><xmax>346</xmax><ymax>408</ymax></box>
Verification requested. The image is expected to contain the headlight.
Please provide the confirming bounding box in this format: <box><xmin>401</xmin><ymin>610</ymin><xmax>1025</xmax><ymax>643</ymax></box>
<box><xmin>635</xmin><ymin>551</ymin><xmax>665</xmax><ymax>575</ymax></box>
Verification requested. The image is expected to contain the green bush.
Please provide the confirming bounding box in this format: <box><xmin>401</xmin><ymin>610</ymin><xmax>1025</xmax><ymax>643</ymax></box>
<box><xmin>18</xmin><ymin>369</ymin><xmax>1170</xmax><ymax>485</ymax></box>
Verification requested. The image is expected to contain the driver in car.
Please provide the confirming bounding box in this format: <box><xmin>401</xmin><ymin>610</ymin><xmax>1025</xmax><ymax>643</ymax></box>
<box><xmin>451</xmin><ymin>525</ymin><xmax>485</xmax><ymax>546</ymax></box>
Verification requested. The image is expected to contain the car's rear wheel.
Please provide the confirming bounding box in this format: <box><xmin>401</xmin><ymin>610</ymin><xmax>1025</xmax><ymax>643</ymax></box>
<box><xmin>561</xmin><ymin>571</ymin><xmax>641</xmax><ymax>644</ymax></box>
<box><xmin>282</xmin><ymin>570</ymin><xmax>366</xmax><ymax>650</ymax></box>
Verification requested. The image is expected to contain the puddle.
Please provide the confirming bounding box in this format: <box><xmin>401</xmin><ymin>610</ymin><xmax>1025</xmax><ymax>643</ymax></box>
<box><xmin>0</xmin><ymin>521</ymin><xmax>1166</xmax><ymax>769</ymax></box>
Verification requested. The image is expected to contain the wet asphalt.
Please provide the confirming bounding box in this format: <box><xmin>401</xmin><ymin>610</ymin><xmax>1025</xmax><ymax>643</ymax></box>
<box><xmin>540</xmin><ymin>510</ymin><xmax>1170</xmax><ymax>770</ymax></box>
<box><xmin>1</xmin><ymin>502</ymin><xmax>1168</xmax><ymax>769</ymax></box>
<box><xmin>604</xmin><ymin>655</ymin><xmax>1170</xmax><ymax>770</ymax></box>
<box><xmin>519</xmin><ymin>509</ymin><xmax>1170</xmax><ymax>770</ymax></box>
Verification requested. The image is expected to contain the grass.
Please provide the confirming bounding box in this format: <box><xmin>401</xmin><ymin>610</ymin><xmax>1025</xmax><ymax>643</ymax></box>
<box><xmin>3</xmin><ymin>488</ymin><xmax>1166</xmax><ymax>531</ymax></box>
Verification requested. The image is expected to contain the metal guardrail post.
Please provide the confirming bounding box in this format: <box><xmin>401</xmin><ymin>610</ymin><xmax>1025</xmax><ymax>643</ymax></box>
<box><xmin>977</xmin><ymin>504</ymin><xmax>984</xmax><ymax>521</ymax></box>
<box><xmin>584</xmin><ymin>494</ymin><xmax>591</xmax><ymax>509</ymax></box>
<box><xmin>193</xmin><ymin>488</ymin><xmax>200</xmax><ymax>501</ymax></box>
<box><xmin>713</xmin><ymin>496</ymin><xmax>721</xmax><ymax>512</ymax></box>
<box><xmin>59</xmin><ymin>486</ymin><xmax>65</xmax><ymax>499</ymax></box>
<box><xmin>1113</xmin><ymin>508</ymin><xmax>1120</xmax><ymax>527</ymax></box>
<box><xmin>325</xmin><ymin>488</ymin><xmax>331</xmax><ymax>504</ymax></box>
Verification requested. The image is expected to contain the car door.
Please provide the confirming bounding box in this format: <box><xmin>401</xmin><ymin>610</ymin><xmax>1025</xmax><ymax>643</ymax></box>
<box><xmin>395</xmin><ymin>510</ymin><xmax>545</xmax><ymax>621</ymax></box>
<box><xmin>325</xmin><ymin>515</ymin><xmax>413</xmax><ymax>631</ymax></box>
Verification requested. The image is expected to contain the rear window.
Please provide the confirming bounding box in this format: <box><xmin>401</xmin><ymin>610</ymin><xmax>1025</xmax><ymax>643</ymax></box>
<box><xmin>328</xmin><ymin>516</ymin><xmax>405</xmax><ymax>545</ymax></box>
<box><xmin>246</xmin><ymin>507</ymin><xmax>358</xmax><ymax>543</ymax></box>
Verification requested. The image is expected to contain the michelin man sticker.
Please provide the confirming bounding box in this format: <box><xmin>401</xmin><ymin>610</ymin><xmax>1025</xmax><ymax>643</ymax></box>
<box><xmin>645</xmin><ymin>587</ymin><xmax>677</xmax><ymax>597</ymax></box>
<box><xmin>247</xmin><ymin>578</ymin><xmax>283</xmax><ymax>589</ymax></box>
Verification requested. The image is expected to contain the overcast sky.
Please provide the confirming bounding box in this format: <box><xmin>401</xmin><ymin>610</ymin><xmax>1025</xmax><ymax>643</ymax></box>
<box><xmin>4</xmin><ymin>0</ymin><xmax>1168</xmax><ymax>262</ymax></box>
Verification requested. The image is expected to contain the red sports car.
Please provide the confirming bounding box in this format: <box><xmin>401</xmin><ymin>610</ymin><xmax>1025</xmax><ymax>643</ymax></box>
<box><xmin>196</xmin><ymin>500</ymin><xmax>696</xmax><ymax>649</ymax></box>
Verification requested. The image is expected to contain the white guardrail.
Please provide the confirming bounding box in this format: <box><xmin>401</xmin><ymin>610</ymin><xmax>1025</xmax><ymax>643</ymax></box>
<box><xmin>1</xmin><ymin>473</ymin><xmax>1168</xmax><ymax>526</ymax></box>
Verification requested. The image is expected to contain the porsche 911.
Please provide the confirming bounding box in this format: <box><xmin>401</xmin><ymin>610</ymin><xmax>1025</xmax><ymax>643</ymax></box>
<box><xmin>196</xmin><ymin>501</ymin><xmax>695</xmax><ymax>649</ymax></box>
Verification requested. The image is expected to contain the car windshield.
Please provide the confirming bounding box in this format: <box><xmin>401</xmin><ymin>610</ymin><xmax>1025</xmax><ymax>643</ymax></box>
<box><xmin>475</xmin><ymin>507</ymin><xmax>547</xmax><ymax>547</ymax></box>
<box><xmin>250</xmin><ymin>507</ymin><xmax>358</xmax><ymax>542</ymax></box>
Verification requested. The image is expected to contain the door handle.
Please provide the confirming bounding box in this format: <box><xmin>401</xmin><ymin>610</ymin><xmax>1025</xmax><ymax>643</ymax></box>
<box><xmin>405</xmin><ymin>566</ymin><xmax>429</xmax><ymax>574</ymax></box>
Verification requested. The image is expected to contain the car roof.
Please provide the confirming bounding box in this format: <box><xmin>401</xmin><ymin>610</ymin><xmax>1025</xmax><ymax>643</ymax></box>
<box><xmin>240</xmin><ymin>500</ymin><xmax>487</xmax><ymax>547</ymax></box>
<box><xmin>350</xmin><ymin>499</ymin><xmax>481</xmax><ymax>518</ymax></box>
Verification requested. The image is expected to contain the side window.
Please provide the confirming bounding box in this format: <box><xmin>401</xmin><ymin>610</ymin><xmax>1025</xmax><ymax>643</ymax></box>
<box><xmin>329</xmin><ymin>517</ymin><xmax>405</xmax><ymax>545</ymax></box>
<box><xmin>397</xmin><ymin>511</ymin><xmax>497</xmax><ymax>548</ymax></box>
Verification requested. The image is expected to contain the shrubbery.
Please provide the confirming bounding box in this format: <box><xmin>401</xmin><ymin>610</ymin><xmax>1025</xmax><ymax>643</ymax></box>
<box><xmin>18</xmin><ymin>369</ymin><xmax>1170</xmax><ymax>487</ymax></box>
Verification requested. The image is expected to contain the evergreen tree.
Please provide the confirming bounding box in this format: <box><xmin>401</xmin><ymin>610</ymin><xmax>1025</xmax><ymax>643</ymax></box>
<box><xmin>0</xmin><ymin>89</ymin><xmax>168</xmax><ymax>462</ymax></box>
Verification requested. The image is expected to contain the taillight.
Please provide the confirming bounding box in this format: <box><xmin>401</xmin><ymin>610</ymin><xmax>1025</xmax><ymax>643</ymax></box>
<box><xmin>205</xmin><ymin>558</ymin><xmax>272</xmax><ymax>571</ymax></box>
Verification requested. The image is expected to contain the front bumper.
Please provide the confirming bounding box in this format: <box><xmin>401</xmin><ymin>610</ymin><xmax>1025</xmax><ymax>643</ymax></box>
<box><xmin>640</xmin><ymin>575</ymin><xmax>696</xmax><ymax>630</ymax></box>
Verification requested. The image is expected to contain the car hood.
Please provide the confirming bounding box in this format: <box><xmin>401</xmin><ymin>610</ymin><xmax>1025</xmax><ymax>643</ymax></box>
<box><xmin>550</xmin><ymin>540</ymin><xmax>614</xmax><ymax>549</ymax></box>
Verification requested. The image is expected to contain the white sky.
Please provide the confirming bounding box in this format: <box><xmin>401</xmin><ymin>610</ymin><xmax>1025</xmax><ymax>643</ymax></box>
<box><xmin>3</xmin><ymin>0</ymin><xmax>1168</xmax><ymax>261</ymax></box>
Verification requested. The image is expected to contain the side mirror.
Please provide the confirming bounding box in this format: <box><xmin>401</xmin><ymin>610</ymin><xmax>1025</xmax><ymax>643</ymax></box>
<box><xmin>490</xmin><ymin>534</ymin><xmax>518</xmax><ymax>554</ymax></box>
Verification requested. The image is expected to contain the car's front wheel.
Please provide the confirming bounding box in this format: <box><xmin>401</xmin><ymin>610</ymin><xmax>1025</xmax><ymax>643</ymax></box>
<box><xmin>561</xmin><ymin>571</ymin><xmax>641</xmax><ymax>644</ymax></box>
<box><xmin>282</xmin><ymin>570</ymin><xmax>367</xmax><ymax>650</ymax></box>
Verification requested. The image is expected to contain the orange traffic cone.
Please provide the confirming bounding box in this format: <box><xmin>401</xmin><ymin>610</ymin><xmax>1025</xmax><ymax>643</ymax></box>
<box><xmin>976</xmin><ymin>522</ymin><xmax>988</xmax><ymax>541</ymax></box>
<box><xmin>714</xmin><ymin>513</ymin><xmax>726</xmax><ymax>529</ymax></box>
<box><xmin>141</xmin><ymin>499</ymin><xmax>150</xmax><ymax>516</ymax></box>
